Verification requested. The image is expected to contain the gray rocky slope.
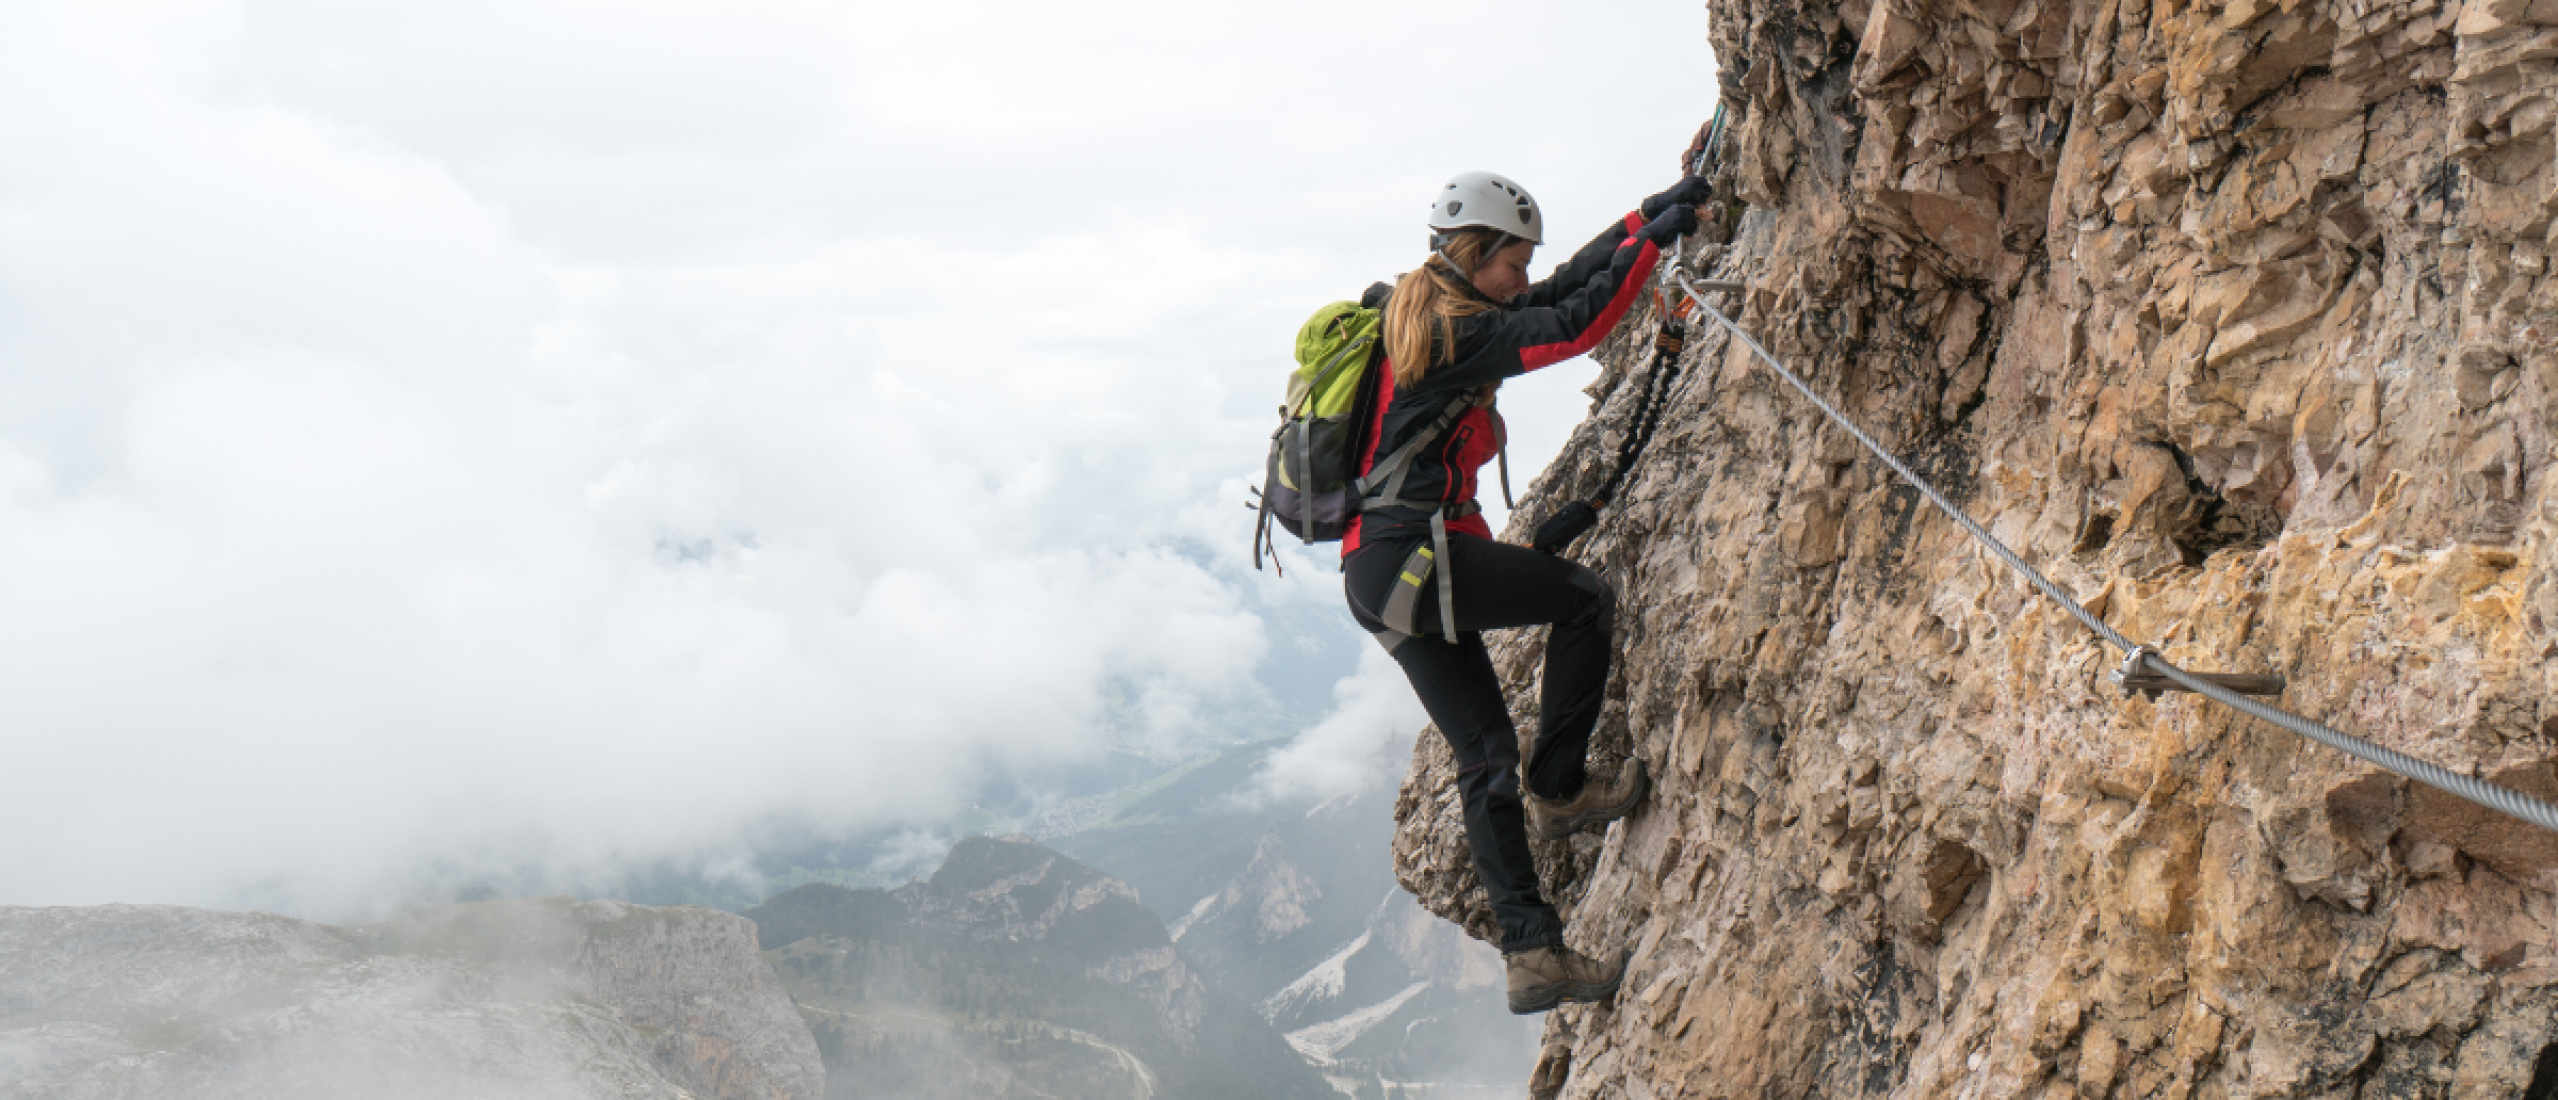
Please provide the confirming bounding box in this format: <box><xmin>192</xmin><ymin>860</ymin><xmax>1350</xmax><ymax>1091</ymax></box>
<box><xmin>1390</xmin><ymin>0</ymin><xmax>2558</xmax><ymax>1095</ymax></box>
<box><xmin>0</xmin><ymin>898</ymin><xmax>823</xmax><ymax>1100</ymax></box>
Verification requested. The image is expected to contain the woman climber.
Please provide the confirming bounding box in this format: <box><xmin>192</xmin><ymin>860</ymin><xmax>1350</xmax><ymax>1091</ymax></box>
<box><xmin>1341</xmin><ymin>170</ymin><xmax>1711</xmax><ymax>1014</ymax></box>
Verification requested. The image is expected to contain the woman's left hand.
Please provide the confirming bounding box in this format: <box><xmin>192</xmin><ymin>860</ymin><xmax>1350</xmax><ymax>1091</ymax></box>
<box><xmin>1640</xmin><ymin>177</ymin><xmax>1716</xmax><ymax>219</ymax></box>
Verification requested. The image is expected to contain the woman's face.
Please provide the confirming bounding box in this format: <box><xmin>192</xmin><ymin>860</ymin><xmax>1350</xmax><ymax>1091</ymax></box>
<box><xmin>1473</xmin><ymin>240</ymin><xmax>1536</xmax><ymax>303</ymax></box>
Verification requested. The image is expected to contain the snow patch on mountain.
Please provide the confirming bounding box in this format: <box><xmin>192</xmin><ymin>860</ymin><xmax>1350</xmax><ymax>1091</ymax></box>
<box><xmin>1263</xmin><ymin>930</ymin><xmax>1370</xmax><ymax>1017</ymax></box>
<box><xmin>1282</xmin><ymin>981</ymin><xmax>1428</xmax><ymax>1064</ymax></box>
<box><xmin>1166</xmin><ymin>891</ymin><xmax>1222</xmax><ymax>942</ymax></box>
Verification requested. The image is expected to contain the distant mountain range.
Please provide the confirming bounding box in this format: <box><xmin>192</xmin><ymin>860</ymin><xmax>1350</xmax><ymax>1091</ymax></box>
<box><xmin>1051</xmin><ymin>742</ymin><xmax>1536</xmax><ymax>1098</ymax></box>
<box><xmin>0</xmin><ymin>897</ymin><xmax>825</xmax><ymax>1100</ymax></box>
<box><xmin>745</xmin><ymin>835</ymin><xmax>1333</xmax><ymax>1100</ymax></box>
<box><xmin>0</xmin><ymin>746</ymin><xmax>1537</xmax><ymax>1100</ymax></box>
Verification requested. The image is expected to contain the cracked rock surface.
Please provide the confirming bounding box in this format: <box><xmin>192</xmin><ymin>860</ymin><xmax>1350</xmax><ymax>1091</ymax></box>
<box><xmin>1391</xmin><ymin>0</ymin><xmax>2558</xmax><ymax>1095</ymax></box>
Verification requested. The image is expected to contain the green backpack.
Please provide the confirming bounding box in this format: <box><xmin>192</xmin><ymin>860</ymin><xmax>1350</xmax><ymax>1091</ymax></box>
<box><xmin>1252</xmin><ymin>302</ymin><xmax>1383</xmax><ymax>569</ymax></box>
<box><xmin>1250</xmin><ymin>301</ymin><xmax>1493</xmax><ymax>572</ymax></box>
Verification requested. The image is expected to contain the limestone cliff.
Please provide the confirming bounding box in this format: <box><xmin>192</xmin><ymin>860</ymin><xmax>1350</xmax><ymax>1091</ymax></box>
<box><xmin>1390</xmin><ymin>0</ymin><xmax>2558</xmax><ymax>1095</ymax></box>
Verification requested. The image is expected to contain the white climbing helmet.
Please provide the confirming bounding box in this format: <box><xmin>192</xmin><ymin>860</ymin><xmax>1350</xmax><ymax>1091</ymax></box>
<box><xmin>1428</xmin><ymin>171</ymin><xmax>1543</xmax><ymax>245</ymax></box>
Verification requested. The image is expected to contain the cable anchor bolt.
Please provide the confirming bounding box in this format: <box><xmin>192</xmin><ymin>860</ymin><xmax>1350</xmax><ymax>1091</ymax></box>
<box><xmin>2110</xmin><ymin>645</ymin><xmax>2287</xmax><ymax>701</ymax></box>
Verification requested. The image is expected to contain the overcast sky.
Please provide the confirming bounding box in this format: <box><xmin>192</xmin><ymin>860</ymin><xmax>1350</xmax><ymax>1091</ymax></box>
<box><xmin>0</xmin><ymin>0</ymin><xmax>1717</xmax><ymax>916</ymax></box>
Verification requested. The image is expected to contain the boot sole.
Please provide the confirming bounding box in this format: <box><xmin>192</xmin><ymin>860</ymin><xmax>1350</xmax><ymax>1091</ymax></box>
<box><xmin>1530</xmin><ymin>762</ymin><xmax>1652</xmax><ymax>840</ymax></box>
<box><xmin>1506</xmin><ymin>968</ymin><xmax>1627</xmax><ymax>1014</ymax></box>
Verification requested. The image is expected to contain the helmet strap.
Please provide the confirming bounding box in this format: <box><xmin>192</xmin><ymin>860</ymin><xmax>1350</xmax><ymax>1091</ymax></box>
<box><xmin>1429</xmin><ymin>229</ymin><xmax>1518</xmax><ymax>304</ymax></box>
<box><xmin>1433</xmin><ymin>251</ymin><xmax>1491</xmax><ymax>300</ymax></box>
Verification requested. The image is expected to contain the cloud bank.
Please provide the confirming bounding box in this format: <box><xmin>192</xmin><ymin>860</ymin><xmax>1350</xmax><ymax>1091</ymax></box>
<box><xmin>0</xmin><ymin>0</ymin><xmax>1714</xmax><ymax>915</ymax></box>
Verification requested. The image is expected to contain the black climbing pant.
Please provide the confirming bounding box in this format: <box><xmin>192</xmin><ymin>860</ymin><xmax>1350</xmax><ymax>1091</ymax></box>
<box><xmin>1343</xmin><ymin>532</ymin><xmax>1616</xmax><ymax>953</ymax></box>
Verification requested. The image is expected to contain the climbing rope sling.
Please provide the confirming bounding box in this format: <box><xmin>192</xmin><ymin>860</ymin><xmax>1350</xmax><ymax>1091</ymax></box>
<box><xmin>1657</xmin><ymin>265</ymin><xmax>2558</xmax><ymax>836</ymax></box>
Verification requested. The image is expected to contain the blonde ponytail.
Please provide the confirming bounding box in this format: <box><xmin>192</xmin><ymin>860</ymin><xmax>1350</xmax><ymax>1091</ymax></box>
<box><xmin>1383</xmin><ymin>228</ymin><xmax>1511</xmax><ymax>388</ymax></box>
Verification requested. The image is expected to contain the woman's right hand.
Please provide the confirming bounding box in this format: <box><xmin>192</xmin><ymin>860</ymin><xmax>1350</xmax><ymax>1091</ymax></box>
<box><xmin>1531</xmin><ymin>501</ymin><xmax>1603</xmax><ymax>555</ymax></box>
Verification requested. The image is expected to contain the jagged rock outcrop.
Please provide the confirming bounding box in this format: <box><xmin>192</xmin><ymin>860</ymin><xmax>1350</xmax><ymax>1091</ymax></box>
<box><xmin>1391</xmin><ymin>0</ymin><xmax>2558</xmax><ymax>1096</ymax></box>
<box><xmin>0</xmin><ymin>898</ymin><xmax>823</xmax><ymax>1100</ymax></box>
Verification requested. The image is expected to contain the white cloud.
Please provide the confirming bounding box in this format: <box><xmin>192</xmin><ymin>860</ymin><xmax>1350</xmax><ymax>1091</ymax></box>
<box><xmin>1255</xmin><ymin>646</ymin><xmax>1431</xmax><ymax>805</ymax></box>
<box><xmin>0</xmin><ymin>0</ymin><xmax>1713</xmax><ymax>914</ymax></box>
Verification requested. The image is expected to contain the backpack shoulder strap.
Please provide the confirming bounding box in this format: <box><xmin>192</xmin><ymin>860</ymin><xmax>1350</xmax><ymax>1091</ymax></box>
<box><xmin>1354</xmin><ymin>390</ymin><xmax>1475</xmax><ymax>508</ymax></box>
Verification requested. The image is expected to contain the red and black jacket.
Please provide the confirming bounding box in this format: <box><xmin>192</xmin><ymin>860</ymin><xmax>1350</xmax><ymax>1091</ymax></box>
<box><xmin>1343</xmin><ymin>211</ymin><xmax>1660</xmax><ymax>556</ymax></box>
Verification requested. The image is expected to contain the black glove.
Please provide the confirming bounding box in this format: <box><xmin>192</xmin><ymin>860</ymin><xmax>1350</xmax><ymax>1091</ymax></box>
<box><xmin>1640</xmin><ymin>176</ymin><xmax>1716</xmax><ymax>219</ymax></box>
<box><xmin>1531</xmin><ymin>501</ymin><xmax>1602</xmax><ymax>555</ymax></box>
<box><xmin>1633</xmin><ymin>204</ymin><xmax>1699</xmax><ymax>246</ymax></box>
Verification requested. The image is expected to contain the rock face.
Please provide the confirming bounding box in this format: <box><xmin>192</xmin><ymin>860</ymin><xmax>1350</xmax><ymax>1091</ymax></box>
<box><xmin>1390</xmin><ymin>0</ymin><xmax>2558</xmax><ymax>1095</ymax></box>
<box><xmin>747</xmin><ymin>835</ymin><xmax>1337</xmax><ymax>1100</ymax></box>
<box><xmin>0</xmin><ymin>898</ymin><xmax>824</xmax><ymax>1100</ymax></box>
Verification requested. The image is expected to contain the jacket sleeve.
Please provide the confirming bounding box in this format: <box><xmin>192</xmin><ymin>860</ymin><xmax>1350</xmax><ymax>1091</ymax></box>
<box><xmin>1515</xmin><ymin>211</ymin><xmax>1647</xmax><ymax>311</ymax></box>
<box><xmin>1406</xmin><ymin>229</ymin><xmax>1661</xmax><ymax>396</ymax></box>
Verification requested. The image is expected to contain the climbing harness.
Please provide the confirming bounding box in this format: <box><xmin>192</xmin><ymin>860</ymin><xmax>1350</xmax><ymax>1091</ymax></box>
<box><xmin>1359</xmin><ymin>389</ymin><xmax>1499</xmax><ymax>646</ymax></box>
<box><xmin>1263</xmin><ymin>380</ymin><xmax>1492</xmax><ymax>649</ymax></box>
<box><xmin>1665</xmin><ymin>265</ymin><xmax>2558</xmax><ymax>836</ymax></box>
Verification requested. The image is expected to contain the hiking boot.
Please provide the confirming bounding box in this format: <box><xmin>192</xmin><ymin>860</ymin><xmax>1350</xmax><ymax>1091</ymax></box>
<box><xmin>1505</xmin><ymin>945</ymin><xmax>1627</xmax><ymax>1014</ymax></box>
<box><xmin>1526</xmin><ymin>758</ymin><xmax>1649</xmax><ymax>839</ymax></box>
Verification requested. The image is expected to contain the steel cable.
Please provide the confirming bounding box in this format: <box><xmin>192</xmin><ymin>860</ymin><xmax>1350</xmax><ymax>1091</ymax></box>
<box><xmin>1666</xmin><ymin>267</ymin><xmax>2558</xmax><ymax>835</ymax></box>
